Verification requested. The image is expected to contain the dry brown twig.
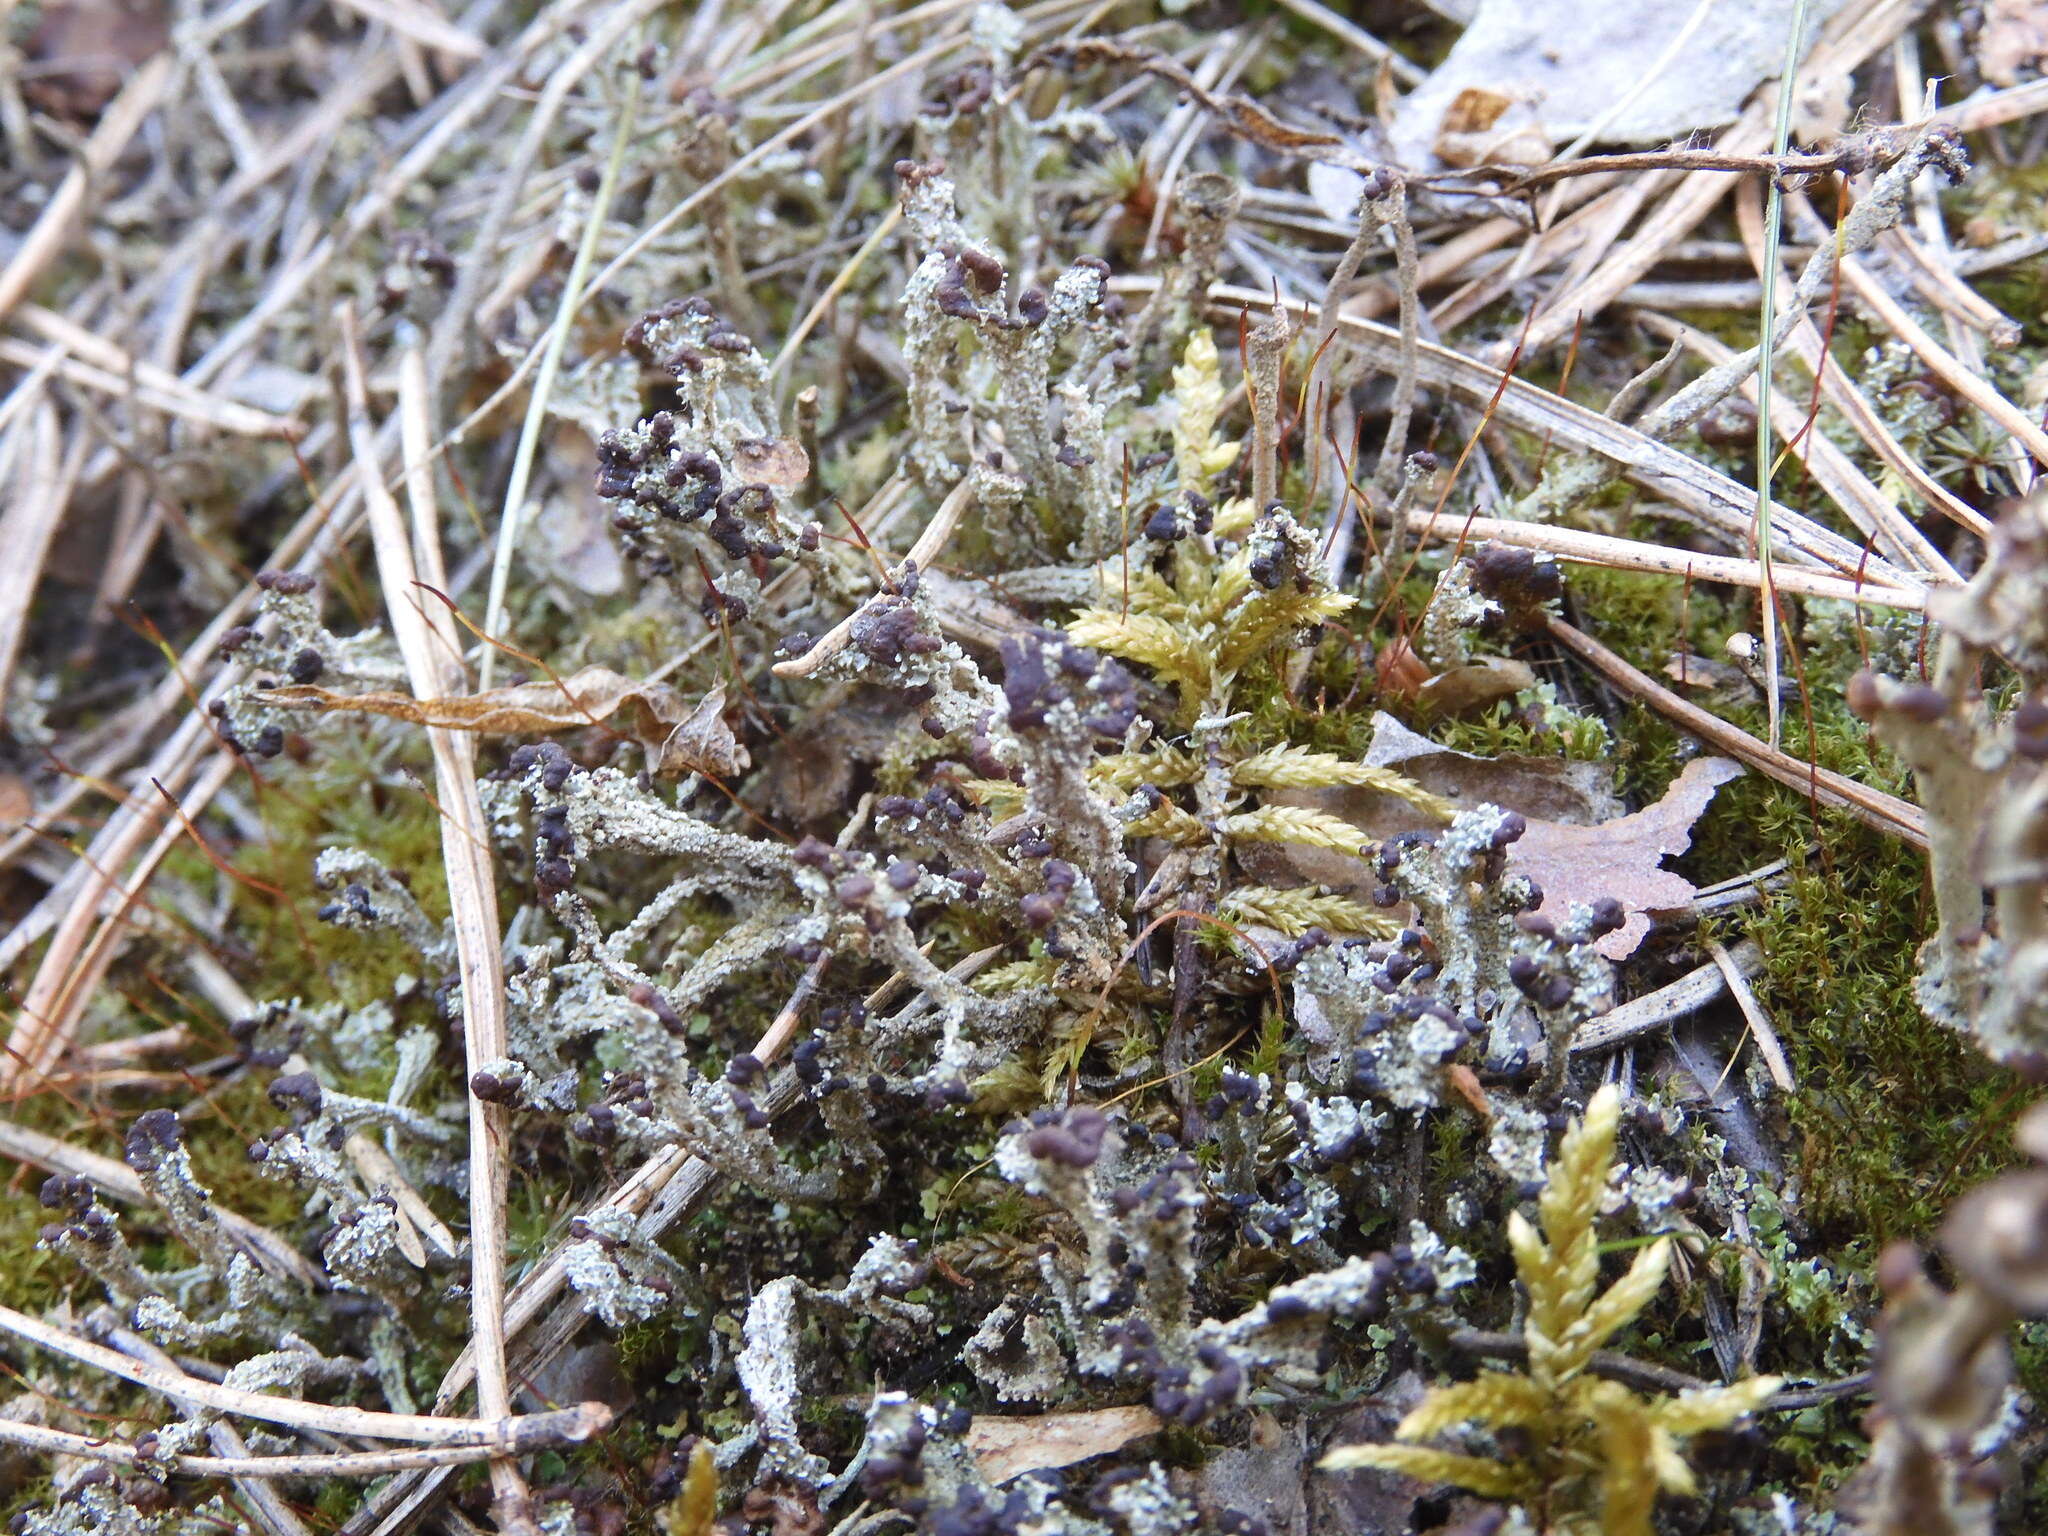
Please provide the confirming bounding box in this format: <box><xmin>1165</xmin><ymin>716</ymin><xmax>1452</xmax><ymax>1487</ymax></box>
<box><xmin>772</xmin><ymin>476</ymin><xmax>979</xmax><ymax>680</ymax></box>
<box><xmin>1719</xmin><ymin>186</ymin><xmax>2000</xmax><ymax>542</ymax></box>
<box><xmin>1544</xmin><ymin>614</ymin><xmax>1926</xmax><ymax>847</ymax></box>
<box><xmin>0</xmin><ymin>458</ymin><xmax>368</xmax><ymax>971</ymax></box>
<box><xmin>1</xmin><ymin>746</ymin><xmax>241</xmax><ymax>1094</ymax></box>
<box><xmin>1389</xmin><ymin>508</ymin><xmax>1930</xmax><ymax>613</ymax></box>
<box><xmin>0</xmin><ymin>403</ymin><xmax>82</xmax><ymax>707</ymax></box>
<box><xmin>0</xmin><ymin>1116</ymin><xmax>319</xmax><ymax>1290</ymax></box>
<box><xmin>1442</xmin><ymin>132</ymin><xmax>1930</xmax><ymax>197</ymax></box>
<box><xmin>1649</xmin><ymin>315</ymin><xmax>1962</xmax><ymax>573</ymax></box>
<box><xmin>1163</xmin><ymin>278</ymin><xmax>1928</xmax><ymax>591</ymax></box>
<box><xmin>4</xmin><ymin>1</ymin><xmax>2041</xmax><ymax>1528</ymax></box>
<box><xmin>1493</xmin><ymin>0</ymin><xmax>1925</xmax><ymax>359</ymax></box>
<box><xmin>0</xmin><ymin>1417</ymin><xmax>524</xmax><ymax>1481</ymax></box>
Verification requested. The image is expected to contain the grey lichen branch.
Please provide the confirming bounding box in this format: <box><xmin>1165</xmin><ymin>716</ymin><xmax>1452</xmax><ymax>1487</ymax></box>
<box><xmin>1849</xmin><ymin>490</ymin><xmax>2048</xmax><ymax>1067</ymax></box>
<box><xmin>738</xmin><ymin>1235</ymin><xmax>933</xmax><ymax>1487</ymax></box>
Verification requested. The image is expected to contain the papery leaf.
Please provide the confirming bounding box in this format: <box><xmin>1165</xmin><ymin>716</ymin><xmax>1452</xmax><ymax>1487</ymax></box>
<box><xmin>968</xmin><ymin>1405</ymin><xmax>1162</xmax><ymax>1485</ymax></box>
<box><xmin>1508</xmin><ymin>756</ymin><xmax>1743</xmax><ymax>959</ymax></box>
<box><xmin>1260</xmin><ymin>721</ymin><xmax>1737</xmax><ymax>960</ymax></box>
<box><xmin>729</xmin><ymin>435</ymin><xmax>810</xmax><ymax>487</ymax></box>
<box><xmin>258</xmin><ymin>667</ymin><xmax>747</xmax><ymax>780</ymax></box>
<box><xmin>655</xmin><ymin>684</ymin><xmax>750</xmax><ymax>780</ymax></box>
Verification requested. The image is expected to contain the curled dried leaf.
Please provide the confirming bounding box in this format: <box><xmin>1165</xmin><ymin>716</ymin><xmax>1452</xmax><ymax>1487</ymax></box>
<box><xmin>1510</xmin><ymin>756</ymin><xmax>1743</xmax><ymax>959</ymax></box>
<box><xmin>657</xmin><ymin>684</ymin><xmax>751</xmax><ymax>780</ymax></box>
<box><xmin>730</xmin><ymin>436</ymin><xmax>811</xmax><ymax>487</ymax></box>
<box><xmin>257</xmin><ymin>666</ymin><xmax>748</xmax><ymax>779</ymax></box>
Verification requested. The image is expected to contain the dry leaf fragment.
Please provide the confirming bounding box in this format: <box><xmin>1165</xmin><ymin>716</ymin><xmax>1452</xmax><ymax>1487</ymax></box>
<box><xmin>740</xmin><ymin>1482</ymin><xmax>824</xmax><ymax>1536</ymax></box>
<box><xmin>968</xmin><ymin>1406</ymin><xmax>1163</xmax><ymax>1485</ymax></box>
<box><xmin>657</xmin><ymin>684</ymin><xmax>751</xmax><ymax>780</ymax></box>
<box><xmin>1444</xmin><ymin>1062</ymin><xmax>1493</xmax><ymax>1118</ymax></box>
<box><xmin>1247</xmin><ymin>718</ymin><xmax>1736</xmax><ymax>959</ymax></box>
<box><xmin>757</xmin><ymin>684</ymin><xmax>913</xmax><ymax>821</ymax></box>
<box><xmin>1417</xmin><ymin>657</ymin><xmax>1536</xmax><ymax>718</ymax></box>
<box><xmin>1979</xmin><ymin>0</ymin><xmax>2048</xmax><ymax>86</ymax></box>
<box><xmin>1375</xmin><ymin>637</ymin><xmax>1434</xmax><ymax>703</ymax></box>
<box><xmin>257</xmin><ymin>667</ymin><xmax>748</xmax><ymax>779</ymax></box>
<box><xmin>1439</xmin><ymin>85</ymin><xmax>1515</xmax><ymax>137</ymax></box>
<box><xmin>1662</xmin><ymin>652</ymin><xmax>1750</xmax><ymax>696</ymax></box>
<box><xmin>1510</xmin><ymin>756</ymin><xmax>1743</xmax><ymax>959</ymax></box>
<box><xmin>1433</xmin><ymin>87</ymin><xmax>1552</xmax><ymax>169</ymax></box>
<box><xmin>1382</xmin><ymin>0</ymin><xmax>1846</xmax><ymax>175</ymax></box>
<box><xmin>24</xmin><ymin>0</ymin><xmax>168</xmax><ymax>118</ymax></box>
<box><xmin>258</xmin><ymin>666</ymin><xmax>679</xmax><ymax>738</ymax></box>
<box><xmin>730</xmin><ymin>437</ymin><xmax>811</xmax><ymax>488</ymax></box>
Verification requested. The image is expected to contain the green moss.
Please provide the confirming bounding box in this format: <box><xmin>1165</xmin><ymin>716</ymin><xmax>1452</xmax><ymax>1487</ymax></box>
<box><xmin>1748</xmin><ymin>844</ymin><xmax>2020</xmax><ymax>1240</ymax></box>
<box><xmin>179</xmin><ymin>1074</ymin><xmax>327</xmax><ymax>1234</ymax></box>
<box><xmin>0</xmin><ymin>1123</ymin><xmax>77</xmax><ymax>1319</ymax></box>
<box><xmin>1478</xmin><ymin>548</ymin><xmax>2040</xmax><ymax>1500</ymax></box>
<box><xmin>1565</xmin><ymin>559</ymin><xmax>1740</xmax><ymax>673</ymax></box>
<box><xmin>206</xmin><ymin>723</ymin><xmax>457</xmax><ymax>1012</ymax></box>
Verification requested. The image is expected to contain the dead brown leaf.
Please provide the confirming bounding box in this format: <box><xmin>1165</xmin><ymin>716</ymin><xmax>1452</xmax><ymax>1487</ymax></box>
<box><xmin>656</xmin><ymin>684</ymin><xmax>750</xmax><ymax>780</ymax></box>
<box><xmin>740</xmin><ymin>1483</ymin><xmax>824</xmax><ymax>1536</ymax></box>
<box><xmin>1510</xmin><ymin>755</ymin><xmax>1743</xmax><ymax>959</ymax></box>
<box><xmin>1383</xmin><ymin>0</ymin><xmax>1832</xmax><ymax>177</ymax></box>
<box><xmin>730</xmin><ymin>437</ymin><xmax>811</xmax><ymax>488</ymax></box>
<box><xmin>1246</xmin><ymin>711</ymin><xmax>1625</xmax><ymax>890</ymax></box>
<box><xmin>1440</xmin><ymin>85</ymin><xmax>1514</xmax><ymax>137</ymax></box>
<box><xmin>757</xmin><ymin>684</ymin><xmax>909</xmax><ymax>821</ymax></box>
<box><xmin>1979</xmin><ymin>0</ymin><xmax>2048</xmax><ymax>85</ymax></box>
<box><xmin>968</xmin><ymin>1406</ymin><xmax>1163</xmax><ymax>1485</ymax></box>
<box><xmin>24</xmin><ymin>0</ymin><xmax>168</xmax><ymax>118</ymax></box>
<box><xmin>257</xmin><ymin>667</ymin><xmax>748</xmax><ymax>779</ymax></box>
<box><xmin>1245</xmin><ymin>716</ymin><xmax>1737</xmax><ymax>959</ymax></box>
<box><xmin>1417</xmin><ymin>657</ymin><xmax>1536</xmax><ymax>717</ymax></box>
<box><xmin>1434</xmin><ymin>87</ymin><xmax>1551</xmax><ymax>169</ymax></box>
<box><xmin>258</xmin><ymin>666</ymin><xmax>679</xmax><ymax>738</ymax></box>
<box><xmin>1374</xmin><ymin>636</ymin><xmax>1433</xmax><ymax>703</ymax></box>
<box><xmin>1444</xmin><ymin>1062</ymin><xmax>1492</xmax><ymax>1118</ymax></box>
<box><xmin>1662</xmin><ymin>652</ymin><xmax>1750</xmax><ymax>696</ymax></box>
